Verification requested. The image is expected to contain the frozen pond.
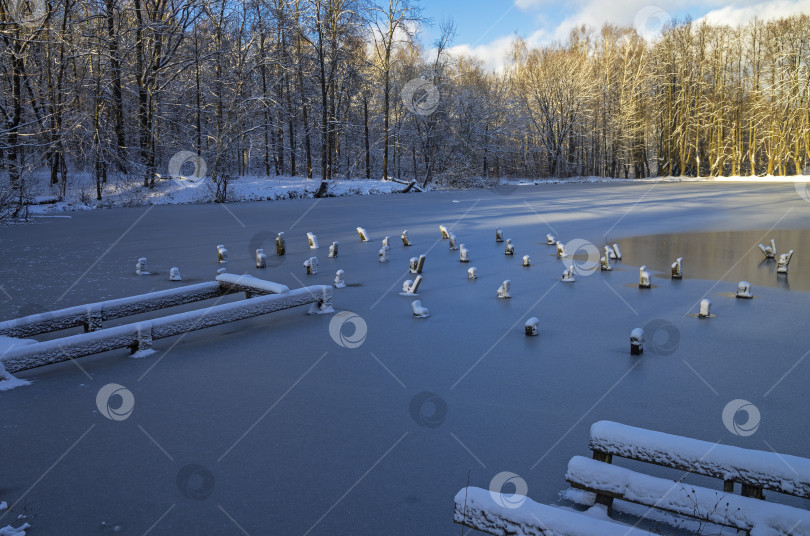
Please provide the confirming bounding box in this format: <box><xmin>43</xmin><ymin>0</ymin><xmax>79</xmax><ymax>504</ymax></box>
<box><xmin>1</xmin><ymin>182</ymin><xmax>809</xmax><ymax>534</ymax></box>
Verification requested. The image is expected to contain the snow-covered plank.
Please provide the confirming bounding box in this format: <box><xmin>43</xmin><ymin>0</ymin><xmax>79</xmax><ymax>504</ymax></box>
<box><xmin>216</xmin><ymin>273</ymin><xmax>290</xmax><ymax>295</ymax></box>
<box><xmin>590</xmin><ymin>421</ymin><xmax>810</xmax><ymax>498</ymax></box>
<box><xmin>566</xmin><ymin>456</ymin><xmax>810</xmax><ymax>535</ymax></box>
<box><xmin>453</xmin><ymin>486</ymin><xmax>650</xmax><ymax>536</ymax></box>
<box><xmin>1</xmin><ymin>285</ymin><xmax>331</xmax><ymax>373</ymax></box>
<box><xmin>0</xmin><ymin>282</ymin><xmax>227</xmax><ymax>338</ymax></box>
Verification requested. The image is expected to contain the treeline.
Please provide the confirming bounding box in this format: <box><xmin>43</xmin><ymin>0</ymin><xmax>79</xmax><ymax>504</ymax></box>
<box><xmin>1</xmin><ymin>0</ymin><xmax>808</xmax><ymax>208</ymax></box>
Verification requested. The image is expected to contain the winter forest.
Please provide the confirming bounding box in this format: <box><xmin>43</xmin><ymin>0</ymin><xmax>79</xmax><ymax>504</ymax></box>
<box><xmin>1</xmin><ymin>0</ymin><xmax>809</xmax><ymax>208</ymax></box>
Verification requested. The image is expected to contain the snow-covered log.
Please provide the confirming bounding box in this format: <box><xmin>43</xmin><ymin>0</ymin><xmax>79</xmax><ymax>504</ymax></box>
<box><xmin>136</xmin><ymin>257</ymin><xmax>149</xmax><ymax>275</ymax></box>
<box><xmin>439</xmin><ymin>225</ymin><xmax>450</xmax><ymax>239</ymax></box>
<box><xmin>334</xmin><ymin>270</ymin><xmax>346</xmax><ymax>288</ymax></box>
<box><xmin>216</xmin><ymin>273</ymin><xmax>290</xmax><ymax>295</ymax></box>
<box><xmin>588</xmin><ymin>420</ymin><xmax>810</xmax><ymax>499</ymax></box>
<box><xmin>525</xmin><ymin>317</ymin><xmax>539</xmax><ymax>336</ymax></box>
<box><xmin>638</xmin><ymin>266</ymin><xmax>651</xmax><ymax>288</ymax></box>
<box><xmin>410</xmin><ymin>254</ymin><xmax>426</xmax><ymax>274</ymax></box>
<box><xmin>737</xmin><ymin>281</ymin><xmax>753</xmax><ymax>298</ymax></box>
<box><xmin>497</xmin><ymin>280</ymin><xmax>511</xmax><ymax>299</ymax></box>
<box><xmin>276</xmin><ymin>233</ymin><xmax>286</xmax><ymax>256</ymax></box>
<box><xmin>600</xmin><ymin>247</ymin><xmax>611</xmax><ymax>271</ymax></box>
<box><xmin>777</xmin><ymin>250</ymin><xmax>794</xmax><ymax>273</ymax></box>
<box><xmin>256</xmin><ymin>249</ymin><xmax>267</xmax><ymax>268</ymax></box>
<box><xmin>401</xmin><ymin>275</ymin><xmax>422</xmax><ymax>295</ymax></box>
<box><xmin>758</xmin><ymin>239</ymin><xmax>777</xmax><ymax>259</ymax></box>
<box><xmin>459</xmin><ymin>245</ymin><xmax>470</xmax><ymax>262</ymax></box>
<box><xmin>504</xmin><ymin>239</ymin><xmax>514</xmax><ymax>255</ymax></box>
<box><xmin>304</xmin><ymin>256</ymin><xmax>319</xmax><ymax>274</ymax></box>
<box><xmin>566</xmin><ymin>456</ymin><xmax>810</xmax><ymax>535</ymax></box>
<box><xmin>411</xmin><ymin>300</ymin><xmax>430</xmax><ymax>318</ymax></box>
<box><xmin>610</xmin><ymin>243</ymin><xmax>622</xmax><ymax>260</ymax></box>
<box><xmin>401</xmin><ymin>230</ymin><xmax>411</xmax><ymax>246</ymax></box>
<box><xmin>328</xmin><ymin>241</ymin><xmax>339</xmax><ymax>258</ymax></box>
<box><xmin>630</xmin><ymin>328</ymin><xmax>644</xmax><ymax>355</ymax></box>
<box><xmin>1</xmin><ymin>285</ymin><xmax>333</xmax><ymax>374</ymax></box>
<box><xmin>169</xmin><ymin>267</ymin><xmax>183</xmax><ymax>281</ymax></box>
<box><xmin>307</xmin><ymin>232</ymin><xmax>319</xmax><ymax>249</ymax></box>
<box><xmin>357</xmin><ymin>227</ymin><xmax>369</xmax><ymax>242</ymax></box>
<box><xmin>453</xmin><ymin>486</ymin><xmax>650</xmax><ymax>536</ymax></box>
<box><xmin>468</xmin><ymin>267</ymin><xmax>477</xmax><ymax>280</ymax></box>
<box><xmin>561</xmin><ymin>266</ymin><xmax>575</xmax><ymax>282</ymax></box>
<box><xmin>495</xmin><ymin>228</ymin><xmax>504</xmax><ymax>242</ymax></box>
<box><xmin>217</xmin><ymin>245</ymin><xmax>228</xmax><ymax>263</ymax></box>
<box><xmin>699</xmin><ymin>299</ymin><xmax>711</xmax><ymax>318</ymax></box>
<box><xmin>671</xmin><ymin>257</ymin><xmax>683</xmax><ymax>279</ymax></box>
<box><xmin>0</xmin><ymin>282</ymin><xmax>228</xmax><ymax>338</ymax></box>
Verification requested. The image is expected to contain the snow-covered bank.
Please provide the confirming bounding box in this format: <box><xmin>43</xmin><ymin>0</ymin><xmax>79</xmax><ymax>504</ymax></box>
<box><xmin>14</xmin><ymin>172</ymin><xmax>810</xmax><ymax>216</ymax></box>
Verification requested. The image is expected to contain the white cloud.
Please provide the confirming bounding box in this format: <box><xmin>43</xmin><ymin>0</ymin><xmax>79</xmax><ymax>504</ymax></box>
<box><xmin>698</xmin><ymin>0</ymin><xmax>810</xmax><ymax>25</ymax></box>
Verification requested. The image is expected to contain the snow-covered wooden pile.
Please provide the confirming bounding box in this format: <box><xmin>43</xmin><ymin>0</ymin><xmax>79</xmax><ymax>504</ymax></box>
<box><xmin>0</xmin><ymin>277</ymin><xmax>332</xmax><ymax>377</ymax></box>
<box><xmin>567</xmin><ymin>420</ymin><xmax>810</xmax><ymax>534</ymax></box>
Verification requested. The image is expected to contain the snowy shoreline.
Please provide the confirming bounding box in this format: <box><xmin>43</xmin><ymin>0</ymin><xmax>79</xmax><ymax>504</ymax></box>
<box><xmin>14</xmin><ymin>173</ymin><xmax>810</xmax><ymax>216</ymax></box>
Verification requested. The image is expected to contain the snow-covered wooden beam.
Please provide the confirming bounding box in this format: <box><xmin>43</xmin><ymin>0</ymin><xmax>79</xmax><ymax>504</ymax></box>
<box><xmin>215</xmin><ymin>273</ymin><xmax>290</xmax><ymax>296</ymax></box>
<box><xmin>0</xmin><ymin>282</ymin><xmax>229</xmax><ymax>338</ymax></box>
<box><xmin>589</xmin><ymin>420</ymin><xmax>810</xmax><ymax>499</ymax></box>
<box><xmin>453</xmin><ymin>486</ymin><xmax>650</xmax><ymax>536</ymax></box>
<box><xmin>566</xmin><ymin>456</ymin><xmax>810</xmax><ymax>534</ymax></box>
<box><xmin>1</xmin><ymin>285</ymin><xmax>332</xmax><ymax>374</ymax></box>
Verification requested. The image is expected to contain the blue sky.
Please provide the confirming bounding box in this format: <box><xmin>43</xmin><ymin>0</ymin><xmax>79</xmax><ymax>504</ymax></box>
<box><xmin>418</xmin><ymin>0</ymin><xmax>810</xmax><ymax>70</ymax></box>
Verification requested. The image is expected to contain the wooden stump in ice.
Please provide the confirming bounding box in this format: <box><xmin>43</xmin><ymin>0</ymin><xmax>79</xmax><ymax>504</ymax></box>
<box><xmin>379</xmin><ymin>247</ymin><xmax>389</xmax><ymax>263</ymax></box>
<box><xmin>736</xmin><ymin>281</ymin><xmax>753</xmax><ymax>298</ymax></box>
<box><xmin>169</xmin><ymin>267</ymin><xmax>182</xmax><ymax>281</ymax></box>
<box><xmin>777</xmin><ymin>250</ymin><xmax>794</xmax><ymax>274</ymax></box>
<box><xmin>630</xmin><ymin>328</ymin><xmax>644</xmax><ymax>355</ymax></box>
<box><xmin>276</xmin><ymin>232</ymin><xmax>286</xmax><ymax>256</ymax></box>
<box><xmin>561</xmin><ymin>266</ymin><xmax>575</xmax><ymax>282</ymax></box>
<box><xmin>504</xmin><ymin>239</ymin><xmax>514</xmax><ymax>255</ymax></box>
<box><xmin>334</xmin><ymin>269</ymin><xmax>346</xmax><ymax>288</ymax></box>
<box><xmin>468</xmin><ymin>267</ymin><xmax>477</xmax><ymax>280</ymax></box>
<box><xmin>307</xmin><ymin>286</ymin><xmax>335</xmax><ymax>315</ymax></box>
<box><xmin>217</xmin><ymin>245</ymin><xmax>229</xmax><ymax>263</ymax></box>
<box><xmin>671</xmin><ymin>257</ymin><xmax>683</xmax><ymax>279</ymax></box>
<box><xmin>699</xmin><ymin>299</ymin><xmax>711</xmax><ymax>318</ymax></box>
<box><xmin>497</xmin><ymin>280</ymin><xmax>511</xmax><ymax>299</ymax></box>
<box><xmin>382</xmin><ymin>236</ymin><xmax>390</xmax><ymax>250</ymax></box>
<box><xmin>556</xmin><ymin>241</ymin><xmax>567</xmax><ymax>258</ymax></box>
<box><xmin>546</xmin><ymin>234</ymin><xmax>556</xmax><ymax>245</ymax></box>
<box><xmin>357</xmin><ymin>227</ymin><xmax>369</xmax><ymax>242</ymax></box>
<box><xmin>307</xmin><ymin>232</ymin><xmax>319</xmax><ymax>249</ymax></box>
<box><xmin>758</xmin><ymin>238</ymin><xmax>777</xmax><ymax>259</ymax></box>
<box><xmin>328</xmin><ymin>241</ymin><xmax>339</xmax><ymax>258</ymax></box>
<box><xmin>495</xmin><ymin>228</ymin><xmax>504</xmax><ymax>242</ymax></box>
<box><xmin>522</xmin><ymin>255</ymin><xmax>531</xmax><ymax>267</ymax></box>
<box><xmin>402</xmin><ymin>275</ymin><xmax>422</xmax><ymax>295</ymax></box>
<box><xmin>525</xmin><ymin>317</ymin><xmax>539</xmax><ymax>336</ymax></box>
<box><xmin>639</xmin><ymin>266</ymin><xmax>651</xmax><ymax>288</ymax></box>
<box><xmin>459</xmin><ymin>245</ymin><xmax>470</xmax><ymax>263</ymax></box>
<box><xmin>409</xmin><ymin>254</ymin><xmax>426</xmax><ymax>274</ymax></box>
<box><xmin>304</xmin><ymin>256</ymin><xmax>319</xmax><ymax>275</ymax></box>
<box><xmin>611</xmin><ymin>243</ymin><xmax>622</xmax><ymax>260</ymax></box>
<box><xmin>256</xmin><ymin>249</ymin><xmax>267</xmax><ymax>268</ymax></box>
<box><xmin>439</xmin><ymin>225</ymin><xmax>450</xmax><ymax>239</ymax></box>
<box><xmin>600</xmin><ymin>246</ymin><xmax>612</xmax><ymax>271</ymax></box>
<box><xmin>136</xmin><ymin>258</ymin><xmax>149</xmax><ymax>276</ymax></box>
<box><xmin>448</xmin><ymin>233</ymin><xmax>459</xmax><ymax>250</ymax></box>
<box><xmin>401</xmin><ymin>230</ymin><xmax>411</xmax><ymax>246</ymax></box>
<box><xmin>411</xmin><ymin>300</ymin><xmax>430</xmax><ymax>318</ymax></box>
